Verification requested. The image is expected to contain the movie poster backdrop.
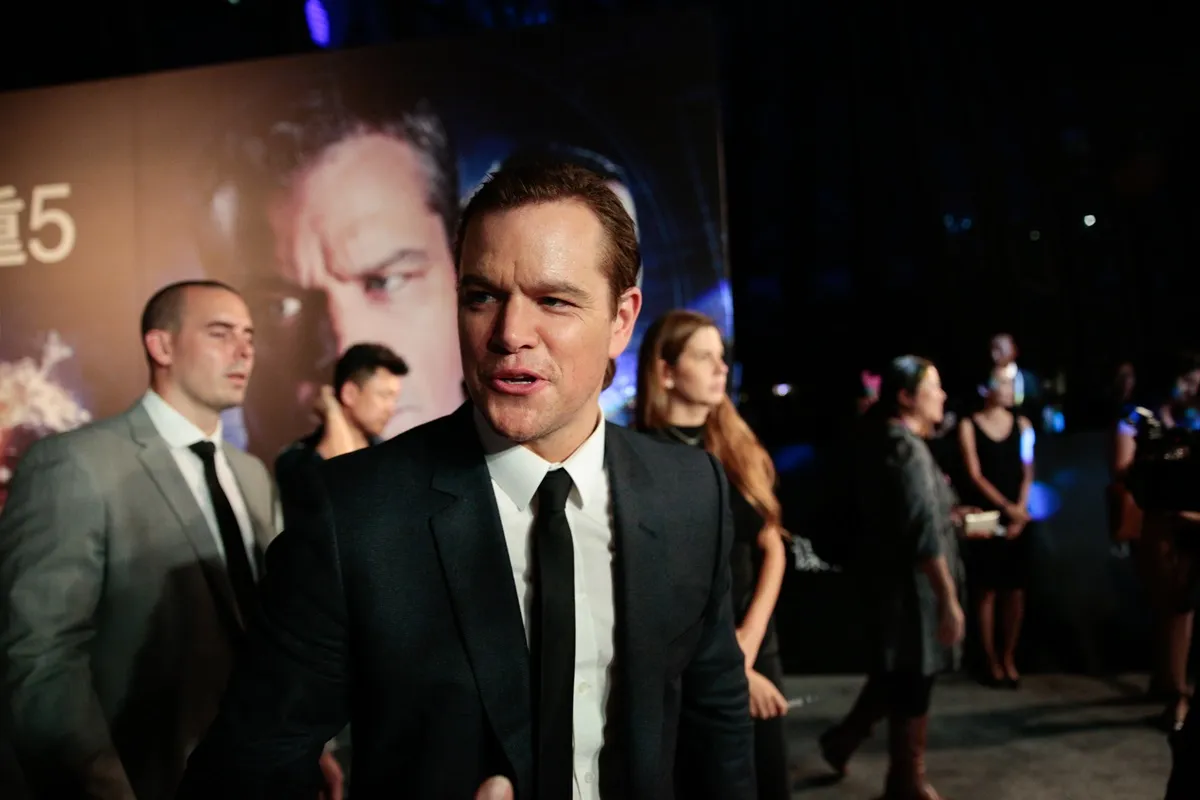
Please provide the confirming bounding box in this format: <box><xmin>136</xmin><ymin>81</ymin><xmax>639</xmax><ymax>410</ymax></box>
<box><xmin>0</xmin><ymin>13</ymin><xmax>729</xmax><ymax>509</ymax></box>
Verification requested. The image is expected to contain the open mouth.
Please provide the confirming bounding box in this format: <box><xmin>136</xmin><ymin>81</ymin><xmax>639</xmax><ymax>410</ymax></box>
<box><xmin>489</xmin><ymin>370</ymin><xmax>545</xmax><ymax>395</ymax></box>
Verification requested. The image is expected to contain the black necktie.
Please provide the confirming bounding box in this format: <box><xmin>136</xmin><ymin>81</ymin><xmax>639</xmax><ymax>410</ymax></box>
<box><xmin>532</xmin><ymin>468</ymin><xmax>575</xmax><ymax>800</ymax></box>
<box><xmin>189</xmin><ymin>441</ymin><xmax>257</xmax><ymax>620</ymax></box>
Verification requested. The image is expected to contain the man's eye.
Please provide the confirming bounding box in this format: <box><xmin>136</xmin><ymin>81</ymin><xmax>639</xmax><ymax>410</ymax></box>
<box><xmin>362</xmin><ymin>275</ymin><xmax>405</xmax><ymax>295</ymax></box>
<box><xmin>541</xmin><ymin>297</ymin><xmax>568</xmax><ymax>307</ymax></box>
<box><xmin>462</xmin><ymin>291</ymin><xmax>494</xmax><ymax>305</ymax></box>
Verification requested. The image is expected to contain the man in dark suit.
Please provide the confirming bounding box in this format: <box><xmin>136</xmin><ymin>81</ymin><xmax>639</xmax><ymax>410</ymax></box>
<box><xmin>0</xmin><ymin>281</ymin><xmax>341</xmax><ymax>800</ymax></box>
<box><xmin>179</xmin><ymin>160</ymin><xmax>755</xmax><ymax>799</ymax></box>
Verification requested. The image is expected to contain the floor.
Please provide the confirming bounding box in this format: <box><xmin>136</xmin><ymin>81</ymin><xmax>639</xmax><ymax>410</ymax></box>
<box><xmin>784</xmin><ymin>673</ymin><xmax>1173</xmax><ymax>799</ymax></box>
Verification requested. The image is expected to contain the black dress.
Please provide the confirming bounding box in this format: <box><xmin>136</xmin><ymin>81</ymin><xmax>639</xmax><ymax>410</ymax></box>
<box><xmin>963</xmin><ymin>414</ymin><xmax>1030</xmax><ymax>591</ymax></box>
<box><xmin>644</xmin><ymin>424</ymin><xmax>791</xmax><ymax>800</ymax></box>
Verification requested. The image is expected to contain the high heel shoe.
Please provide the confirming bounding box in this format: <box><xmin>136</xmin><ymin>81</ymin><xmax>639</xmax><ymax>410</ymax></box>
<box><xmin>979</xmin><ymin>667</ymin><xmax>1006</xmax><ymax>689</ymax></box>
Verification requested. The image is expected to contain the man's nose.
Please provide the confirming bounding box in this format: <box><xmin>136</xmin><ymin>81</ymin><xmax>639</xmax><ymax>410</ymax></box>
<box><xmin>236</xmin><ymin>335</ymin><xmax>255</xmax><ymax>362</ymax></box>
<box><xmin>489</xmin><ymin>298</ymin><xmax>539</xmax><ymax>353</ymax></box>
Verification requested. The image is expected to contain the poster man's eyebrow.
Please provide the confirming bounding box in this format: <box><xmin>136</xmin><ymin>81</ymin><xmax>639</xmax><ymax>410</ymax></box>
<box><xmin>336</xmin><ymin>248</ymin><xmax>430</xmax><ymax>279</ymax></box>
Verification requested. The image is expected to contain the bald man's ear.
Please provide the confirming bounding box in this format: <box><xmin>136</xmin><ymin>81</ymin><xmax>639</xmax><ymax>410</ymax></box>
<box><xmin>144</xmin><ymin>330</ymin><xmax>175</xmax><ymax>369</ymax></box>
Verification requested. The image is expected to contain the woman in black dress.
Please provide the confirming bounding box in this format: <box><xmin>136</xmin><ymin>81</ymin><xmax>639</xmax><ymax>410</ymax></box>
<box><xmin>958</xmin><ymin>365</ymin><xmax>1034</xmax><ymax>688</ymax></box>
<box><xmin>634</xmin><ymin>310</ymin><xmax>791</xmax><ymax>800</ymax></box>
<box><xmin>819</xmin><ymin>355</ymin><xmax>965</xmax><ymax>800</ymax></box>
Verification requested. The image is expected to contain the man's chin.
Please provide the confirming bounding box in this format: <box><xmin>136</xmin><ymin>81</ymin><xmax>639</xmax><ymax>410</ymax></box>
<box><xmin>479</xmin><ymin>400</ymin><xmax>547</xmax><ymax>444</ymax></box>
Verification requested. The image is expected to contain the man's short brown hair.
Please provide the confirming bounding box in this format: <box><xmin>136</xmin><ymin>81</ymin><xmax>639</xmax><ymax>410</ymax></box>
<box><xmin>454</xmin><ymin>159</ymin><xmax>640</xmax><ymax>313</ymax></box>
<box><xmin>454</xmin><ymin>159</ymin><xmax>640</xmax><ymax>389</ymax></box>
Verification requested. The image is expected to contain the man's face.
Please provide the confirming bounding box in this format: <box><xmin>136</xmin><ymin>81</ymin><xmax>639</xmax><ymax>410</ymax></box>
<box><xmin>1177</xmin><ymin>369</ymin><xmax>1200</xmax><ymax>404</ymax></box>
<box><xmin>160</xmin><ymin>286</ymin><xmax>255</xmax><ymax>414</ymax></box>
<box><xmin>458</xmin><ymin>200</ymin><xmax>641</xmax><ymax>459</ymax></box>
<box><xmin>261</xmin><ymin>133</ymin><xmax>460</xmax><ymax>442</ymax></box>
<box><xmin>341</xmin><ymin>368</ymin><xmax>403</xmax><ymax>438</ymax></box>
<box><xmin>990</xmin><ymin>334</ymin><xmax>1017</xmax><ymax>367</ymax></box>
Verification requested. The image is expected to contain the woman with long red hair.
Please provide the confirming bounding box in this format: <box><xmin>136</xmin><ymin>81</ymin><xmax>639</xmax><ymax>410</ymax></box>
<box><xmin>635</xmin><ymin>309</ymin><xmax>791</xmax><ymax>799</ymax></box>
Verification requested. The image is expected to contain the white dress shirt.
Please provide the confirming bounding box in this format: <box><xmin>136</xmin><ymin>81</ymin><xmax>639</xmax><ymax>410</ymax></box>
<box><xmin>474</xmin><ymin>408</ymin><xmax>615</xmax><ymax>800</ymax></box>
<box><xmin>141</xmin><ymin>390</ymin><xmax>258</xmax><ymax>579</ymax></box>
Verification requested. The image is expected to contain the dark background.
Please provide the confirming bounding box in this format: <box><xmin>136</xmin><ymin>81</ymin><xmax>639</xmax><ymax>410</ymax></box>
<box><xmin>2</xmin><ymin>1</ymin><xmax>1196</xmax><ymax>675</ymax></box>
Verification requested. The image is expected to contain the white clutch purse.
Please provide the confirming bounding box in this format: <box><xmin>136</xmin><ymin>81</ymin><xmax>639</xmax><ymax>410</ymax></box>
<box><xmin>963</xmin><ymin>510</ymin><xmax>1003</xmax><ymax>537</ymax></box>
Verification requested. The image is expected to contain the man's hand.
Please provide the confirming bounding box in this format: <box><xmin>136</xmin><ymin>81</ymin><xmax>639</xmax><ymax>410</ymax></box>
<box><xmin>475</xmin><ymin>776</ymin><xmax>514</xmax><ymax>800</ymax></box>
<box><xmin>1005</xmin><ymin>520</ymin><xmax>1027</xmax><ymax>539</ymax></box>
<box><xmin>313</xmin><ymin>385</ymin><xmax>339</xmax><ymax>418</ymax></box>
<box><xmin>747</xmin><ymin>669</ymin><xmax>788</xmax><ymax>719</ymax></box>
<box><xmin>317</xmin><ymin>751</ymin><xmax>344</xmax><ymax>800</ymax></box>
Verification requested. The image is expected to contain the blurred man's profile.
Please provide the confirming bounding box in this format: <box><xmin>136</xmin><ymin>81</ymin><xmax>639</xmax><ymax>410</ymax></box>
<box><xmin>195</xmin><ymin>79</ymin><xmax>462</xmax><ymax>462</ymax></box>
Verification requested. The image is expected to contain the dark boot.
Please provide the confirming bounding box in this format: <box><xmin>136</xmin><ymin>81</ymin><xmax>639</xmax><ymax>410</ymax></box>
<box><xmin>819</xmin><ymin>678</ymin><xmax>888</xmax><ymax>777</ymax></box>
<box><xmin>875</xmin><ymin>715</ymin><xmax>944</xmax><ymax>800</ymax></box>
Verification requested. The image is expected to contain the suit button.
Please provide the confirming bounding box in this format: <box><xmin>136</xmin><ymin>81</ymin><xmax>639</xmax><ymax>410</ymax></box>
<box><xmin>584</xmin><ymin>772</ymin><xmax>595</xmax><ymax>784</ymax></box>
<box><xmin>577</xmin><ymin>681</ymin><xmax>590</xmax><ymax>694</ymax></box>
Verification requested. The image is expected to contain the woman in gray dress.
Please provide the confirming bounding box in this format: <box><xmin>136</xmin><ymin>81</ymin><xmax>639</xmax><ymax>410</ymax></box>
<box><xmin>819</xmin><ymin>355</ymin><xmax>966</xmax><ymax>800</ymax></box>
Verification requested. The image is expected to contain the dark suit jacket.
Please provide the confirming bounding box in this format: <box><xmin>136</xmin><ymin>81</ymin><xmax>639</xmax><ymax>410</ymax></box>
<box><xmin>179</xmin><ymin>403</ymin><xmax>754</xmax><ymax>799</ymax></box>
<box><xmin>273</xmin><ymin>426</ymin><xmax>380</xmax><ymax>530</ymax></box>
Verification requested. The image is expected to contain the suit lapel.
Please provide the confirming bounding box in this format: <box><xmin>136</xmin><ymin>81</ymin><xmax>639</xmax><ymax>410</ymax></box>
<box><xmin>604</xmin><ymin>425</ymin><xmax>666</xmax><ymax>799</ymax></box>
<box><xmin>126</xmin><ymin>404</ymin><xmax>245</xmax><ymax>633</ymax></box>
<box><xmin>429</xmin><ymin>404</ymin><xmax>534</xmax><ymax>795</ymax></box>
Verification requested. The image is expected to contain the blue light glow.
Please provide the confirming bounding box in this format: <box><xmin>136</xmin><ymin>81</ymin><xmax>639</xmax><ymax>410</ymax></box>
<box><xmin>1020</xmin><ymin>426</ymin><xmax>1036</xmax><ymax>465</ymax></box>
<box><xmin>306</xmin><ymin>0</ymin><xmax>331</xmax><ymax>47</ymax></box>
<box><xmin>771</xmin><ymin>444</ymin><xmax>818</xmax><ymax>475</ymax></box>
<box><xmin>1027</xmin><ymin>481</ymin><xmax>1061</xmax><ymax>521</ymax></box>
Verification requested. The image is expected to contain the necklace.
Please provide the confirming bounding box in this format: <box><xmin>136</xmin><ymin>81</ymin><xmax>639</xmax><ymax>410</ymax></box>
<box><xmin>665</xmin><ymin>426</ymin><xmax>703</xmax><ymax>446</ymax></box>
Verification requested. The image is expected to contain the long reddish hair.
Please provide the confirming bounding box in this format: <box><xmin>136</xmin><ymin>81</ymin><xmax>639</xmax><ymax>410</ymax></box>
<box><xmin>635</xmin><ymin>310</ymin><xmax>787</xmax><ymax>539</ymax></box>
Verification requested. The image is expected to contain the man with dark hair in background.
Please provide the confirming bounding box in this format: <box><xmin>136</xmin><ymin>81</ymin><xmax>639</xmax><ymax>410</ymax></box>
<box><xmin>180</xmin><ymin>159</ymin><xmax>754</xmax><ymax>799</ymax></box>
<box><xmin>275</xmin><ymin>342</ymin><xmax>408</xmax><ymax>524</ymax></box>
<box><xmin>195</xmin><ymin>76</ymin><xmax>463</xmax><ymax>465</ymax></box>
<box><xmin>989</xmin><ymin>332</ymin><xmax>1041</xmax><ymax>419</ymax></box>
<box><xmin>0</xmin><ymin>281</ymin><xmax>342</xmax><ymax>800</ymax></box>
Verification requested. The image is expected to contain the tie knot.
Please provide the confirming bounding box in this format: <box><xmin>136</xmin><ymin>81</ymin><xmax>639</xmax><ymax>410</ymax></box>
<box><xmin>537</xmin><ymin>468</ymin><xmax>573</xmax><ymax>514</ymax></box>
<box><xmin>189</xmin><ymin>440</ymin><xmax>217</xmax><ymax>463</ymax></box>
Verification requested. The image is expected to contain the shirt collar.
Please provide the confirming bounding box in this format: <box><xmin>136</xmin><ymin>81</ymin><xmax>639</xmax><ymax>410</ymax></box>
<box><xmin>472</xmin><ymin>405</ymin><xmax>607</xmax><ymax>512</ymax></box>
<box><xmin>141</xmin><ymin>390</ymin><xmax>223</xmax><ymax>449</ymax></box>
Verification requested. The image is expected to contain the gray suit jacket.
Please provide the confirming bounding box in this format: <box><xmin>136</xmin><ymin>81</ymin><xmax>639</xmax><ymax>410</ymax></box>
<box><xmin>0</xmin><ymin>402</ymin><xmax>276</xmax><ymax>800</ymax></box>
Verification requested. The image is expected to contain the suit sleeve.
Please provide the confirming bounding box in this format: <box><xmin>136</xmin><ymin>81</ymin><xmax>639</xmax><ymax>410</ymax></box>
<box><xmin>676</xmin><ymin>453</ymin><xmax>756</xmax><ymax>799</ymax></box>
<box><xmin>178</xmin><ymin>460</ymin><xmax>350</xmax><ymax>798</ymax></box>
<box><xmin>0</xmin><ymin>439</ymin><xmax>134</xmax><ymax>800</ymax></box>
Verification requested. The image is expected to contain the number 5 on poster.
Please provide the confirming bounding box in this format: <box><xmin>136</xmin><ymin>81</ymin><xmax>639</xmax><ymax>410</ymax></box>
<box><xmin>0</xmin><ymin>183</ymin><xmax>77</xmax><ymax>267</ymax></box>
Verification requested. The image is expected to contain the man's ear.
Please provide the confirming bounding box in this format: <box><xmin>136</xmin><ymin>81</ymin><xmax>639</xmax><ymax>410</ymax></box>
<box><xmin>338</xmin><ymin>381</ymin><xmax>359</xmax><ymax>407</ymax></box>
<box><xmin>607</xmin><ymin>287</ymin><xmax>643</xmax><ymax>360</ymax></box>
<box><xmin>144</xmin><ymin>330</ymin><xmax>174</xmax><ymax>368</ymax></box>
